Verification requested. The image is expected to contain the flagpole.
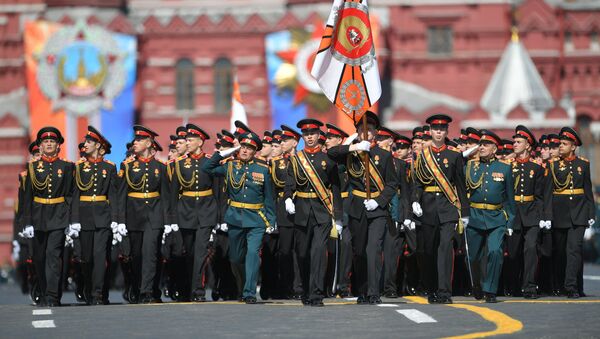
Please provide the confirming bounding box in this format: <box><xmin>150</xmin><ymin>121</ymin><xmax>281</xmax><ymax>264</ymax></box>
<box><xmin>362</xmin><ymin>111</ymin><xmax>371</xmax><ymax>200</ymax></box>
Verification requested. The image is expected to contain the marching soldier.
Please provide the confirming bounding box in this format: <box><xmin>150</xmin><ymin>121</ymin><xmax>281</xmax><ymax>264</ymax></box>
<box><xmin>203</xmin><ymin>132</ymin><xmax>276</xmax><ymax>304</ymax></box>
<box><xmin>169</xmin><ymin>124</ymin><xmax>218</xmax><ymax>302</ymax></box>
<box><xmin>118</xmin><ymin>125</ymin><xmax>173</xmax><ymax>304</ymax></box>
<box><xmin>548</xmin><ymin>134</ymin><xmax>560</xmax><ymax>160</ymax></box>
<box><xmin>411</xmin><ymin>127</ymin><xmax>424</xmax><ymax>155</ymax></box>
<box><xmin>328</xmin><ymin>112</ymin><xmax>398</xmax><ymax>304</ymax></box>
<box><xmin>174</xmin><ymin>126</ymin><xmax>188</xmax><ymax>157</ymax></box>
<box><xmin>22</xmin><ymin>127</ymin><xmax>74</xmax><ymax>307</ymax></box>
<box><xmin>549</xmin><ymin>127</ymin><xmax>596</xmax><ymax>298</ymax></box>
<box><xmin>377</xmin><ymin>127</ymin><xmax>410</xmax><ymax>298</ymax></box>
<box><xmin>71</xmin><ymin>126</ymin><xmax>119</xmax><ymax>305</ymax></box>
<box><xmin>411</xmin><ymin>114</ymin><xmax>469</xmax><ymax>304</ymax></box>
<box><xmin>465</xmin><ymin>129</ymin><xmax>516</xmax><ymax>303</ymax></box>
<box><xmin>503</xmin><ymin>126</ymin><xmax>552</xmax><ymax>299</ymax></box>
<box><xmin>284</xmin><ymin>119</ymin><xmax>343</xmax><ymax>306</ymax></box>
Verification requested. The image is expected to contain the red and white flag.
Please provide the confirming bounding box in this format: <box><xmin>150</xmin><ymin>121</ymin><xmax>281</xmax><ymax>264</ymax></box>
<box><xmin>311</xmin><ymin>0</ymin><xmax>381</xmax><ymax>122</ymax></box>
<box><xmin>229</xmin><ymin>74</ymin><xmax>248</xmax><ymax>132</ymax></box>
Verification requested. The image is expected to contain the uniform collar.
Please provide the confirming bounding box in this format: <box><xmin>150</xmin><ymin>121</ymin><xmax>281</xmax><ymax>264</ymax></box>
<box><xmin>87</xmin><ymin>156</ymin><xmax>104</xmax><ymax>164</ymax></box>
<box><xmin>190</xmin><ymin>152</ymin><xmax>204</xmax><ymax>160</ymax></box>
<box><xmin>42</xmin><ymin>155</ymin><xmax>59</xmax><ymax>163</ymax></box>
<box><xmin>431</xmin><ymin>144</ymin><xmax>447</xmax><ymax>153</ymax></box>
<box><xmin>138</xmin><ymin>155</ymin><xmax>154</xmax><ymax>163</ymax></box>
<box><xmin>480</xmin><ymin>156</ymin><xmax>496</xmax><ymax>164</ymax></box>
<box><xmin>303</xmin><ymin>146</ymin><xmax>321</xmax><ymax>154</ymax></box>
<box><xmin>515</xmin><ymin>156</ymin><xmax>529</xmax><ymax>164</ymax></box>
<box><xmin>562</xmin><ymin>154</ymin><xmax>576</xmax><ymax>162</ymax></box>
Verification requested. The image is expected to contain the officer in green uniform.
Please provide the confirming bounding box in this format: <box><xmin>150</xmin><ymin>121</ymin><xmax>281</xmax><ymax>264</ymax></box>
<box><xmin>465</xmin><ymin>130</ymin><xmax>516</xmax><ymax>303</ymax></box>
<box><xmin>203</xmin><ymin>132</ymin><xmax>276</xmax><ymax>304</ymax></box>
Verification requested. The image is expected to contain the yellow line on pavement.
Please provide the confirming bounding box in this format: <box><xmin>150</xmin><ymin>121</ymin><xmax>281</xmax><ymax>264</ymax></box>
<box><xmin>404</xmin><ymin>296</ymin><xmax>523</xmax><ymax>338</ymax></box>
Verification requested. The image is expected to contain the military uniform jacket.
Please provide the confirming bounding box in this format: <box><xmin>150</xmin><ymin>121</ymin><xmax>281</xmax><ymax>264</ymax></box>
<box><xmin>328</xmin><ymin>145</ymin><xmax>398</xmax><ymax>220</ymax></box>
<box><xmin>203</xmin><ymin>153</ymin><xmax>276</xmax><ymax>229</ymax></box>
<box><xmin>71</xmin><ymin>157</ymin><xmax>119</xmax><ymax>230</ymax></box>
<box><xmin>118</xmin><ymin>156</ymin><xmax>171</xmax><ymax>231</ymax></box>
<box><xmin>466</xmin><ymin>158</ymin><xmax>516</xmax><ymax>230</ymax></box>
<box><xmin>511</xmin><ymin>158</ymin><xmax>552</xmax><ymax>228</ymax></box>
<box><xmin>411</xmin><ymin>145</ymin><xmax>470</xmax><ymax>224</ymax></box>
<box><xmin>549</xmin><ymin>156</ymin><xmax>596</xmax><ymax>228</ymax></box>
<box><xmin>13</xmin><ymin>172</ymin><xmax>27</xmax><ymax>241</ymax></box>
<box><xmin>271</xmin><ymin>155</ymin><xmax>295</xmax><ymax>227</ymax></box>
<box><xmin>284</xmin><ymin>149</ymin><xmax>343</xmax><ymax>226</ymax></box>
<box><xmin>170</xmin><ymin>153</ymin><xmax>219</xmax><ymax>229</ymax></box>
<box><xmin>23</xmin><ymin>156</ymin><xmax>74</xmax><ymax>231</ymax></box>
<box><xmin>392</xmin><ymin>158</ymin><xmax>411</xmax><ymax>222</ymax></box>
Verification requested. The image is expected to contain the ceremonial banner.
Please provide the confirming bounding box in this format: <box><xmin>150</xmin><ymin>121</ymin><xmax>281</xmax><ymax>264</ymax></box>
<box><xmin>229</xmin><ymin>74</ymin><xmax>248</xmax><ymax>133</ymax></box>
<box><xmin>311</xmin><ymin>0</ymin><xmax>381</xmax><ymax>122</ymax></box>
<box><xmin>25</xmin><ymin>20</ymin><xmax>136</xmax><ymax>163</ymax></box>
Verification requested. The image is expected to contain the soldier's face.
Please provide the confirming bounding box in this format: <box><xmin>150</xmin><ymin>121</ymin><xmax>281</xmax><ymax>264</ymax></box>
<box><xmin>357</xmin><ymin>124</ymin><xmax>375</xmax><ymax>142</ymax></box>
<box><xmin>302</xmin><ymin>130</ymin><xmax>319</xmax><ymax>148</ymax></box>
<box><xmin>176</xmin><ymin>139</ymin><xmax>188</xmax><ymax>155</ymax></box>
<box><xmin>168</xmin><ymin>149</ymin><xmax>178</xmax><ymax>160</ymax></box>
<box><xmin>478</xmin><ymin>142</ymin><xmax>497</xmax><ymax>159</ymax></box>
<box><xmin>41</xmin><ymin>139</ymin><xmax>58</xmax><ymax>155</ymax></box>
<box><xmin>31</xmin><ymin>151</ymin><xmax>41</xmax><ymax>162</ymax></box>
<box><xmin>422</xmin><ymin>139</ymin><xmax>432</xmax><ymax>148</ymax></box>
<box><xmin>457</xmin><ymin>144</ymin><xmax>467</xmax><ymax>152</ymax></box>
<box><xmin>396</xmin><ymin>147</ymin><xmax>410</xmax><ymax>159</ymax></box>
<box><xmin>238</xmin><ymin>145</ymin><xmax>256</xmax><ymax>161</ymax></box>
<box><xmin>430</xmin><ymin>125</ymin><xmax>448</xmax><ymax>143</ymax></box>
<box><xmin>83</xmin><ymin>139</ymin><xmax>100</xmax><ymax>156</ymax></box>
<box><xmin>325</xmin><ymin>136</ymin><xmax>342</xmax><ymax>150</ymax></box>
<box><xmin>260</xmin><ymin>144</ymin><xmax>272</xmax><ymax>158</ymax></box>
<box><xmin>133</xmin><ymin>138</ymin><xmax>151</xmax><ymax>153</ymax></box>
<box><xmin>412</xmin><ymin>139</ymin><xmax>422</xmax><ymax>154</ymax></box>
<box><xmin>466</xmin><ymin>141</ymin><xmax>478</xmax><ymax>149</ymax></box>
<box><xmin>281</xmin><ymin>138</ymin><xmax>297</xmax><ymax>153</ymax></box>
<box><xmin>271</xmin><ymin>143</ymin><xmax>282</xmax><ymax>157</ymax></box>
<box><xmin>559</xmin><ymin>140</ymin><xmax>576</xmax><ymax>157</ymax></box>
<box><xmin>540</xmin><ymin>147</ymin><xmax>550</xmax><ymax>160</ymax></box>
<box><xmin>377</xmin><ymin>137</ymin><xmax>393</xmax><ymax>150</ymax></box>
<box><xmin>513</xmin><ymin>138</ymin><xmax>529</xmax><ymax>155</ymax></box>
<box><xmin>550</xmin><ymin>147</ymin><xmax>559</xmax><ymax>158</ymax></box>
<box><xmin>186</xmin><ymin>136</ymin><xmax>203</xmax><ymax>154</ymax></box>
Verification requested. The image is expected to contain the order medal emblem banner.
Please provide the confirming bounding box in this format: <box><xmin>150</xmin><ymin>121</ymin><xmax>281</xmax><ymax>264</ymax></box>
<box><xmin>311</xmin><ymin>0</ymin><xmax>381</xmax><ymax>122</ymax></box>
<box><xmin>25</xmin><ymin>20</ymin><xmax>136</xmax><ymax>163</ymax></box>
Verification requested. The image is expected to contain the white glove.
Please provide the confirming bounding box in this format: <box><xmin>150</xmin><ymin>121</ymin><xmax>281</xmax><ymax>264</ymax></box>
<box><xmin>117</xmin><ymin>223</ymin><xmax>128</xmax><ymax>236</ymax></box>
<box><xmin>114</xmin><ymin>233</ymin><xmax>122</xmax><ymax>243</ymax></box>
<box><xmin>539</xmin><ymin>220</ymin><xmax>545</xmax><ymax>229</ymax></box>
<box><xmin>403</xmin><ymin>219</ymin><xmax>411</xmax><ymax>227</ymax></box>
<box><xmin>214</xmin><ymin>224</ymin><xmax>220</xmax><ymax>231</ymax></box>
<box><xmin>209</xmin><ymin>229</ymin><xmax>216</xmax><ymax>242</ymax></box>
<box><xmin>364</xmin><ymin>199</ymin><xmax>378</xmax><ymax>211</ymax></box>
<box><xmin>65</xmin><ymin>234</ymin><xmax>74</xmax><ymax>247</ymax></box>
<box><xmin>12</xmin><ymin>240</ymin><xmax>20</xmax><ymax>262</ymax></box>
<box><xmin>409</xmin><ymin>221</ymin><xmax>416</xmax><ymax>230</ymax></box>
<box><xmin>266</xmin><ymin>226</ymin><xmax>274</xmax><ymax>234</ymax></box>
<box><xmin>507</xmin><ymin>228</ymin><xmax>514</xmax><ymax>236</ymax></box>
<box><xmin>462</xmin><ymin>145</ymin><xmax>479</xmax><ymax>158</ymax></box>
<box><xmin>343</xmin><ymin>133</ymin><xmax>358</xmax><ymax>146</ymax></box>
<box><xmin>219</xmin><ymin>146</ymin><xmax>241</xmax><ymax>158</ymax></box>
<box><xmin>110</xmin><ymin>222</ymin><xmax>118</xmax><ymax>233</ymax></box>
<box><xmin>285</xmin><ymin>198</ymin><xmax>296</xmax><ymax>215</ymax></box>
<box><xmin>220</xmin><ymin>223</ymin><xmax>228</xmax><ymax>232</ymax></box>
<box><xmin>71</xmin><ymin>223</ymin><xmax>81</xmax><ymax>233</ymax></box>
<box><xmin>584</xmin><ymin>227</ymin><xmax>594</xmax><ymax>241</ymax></box>
<box><xmin>20</xmin><ymin>225</ymin><xmax>34</xmax><ymax>239</ymax></box>
<box><xmin>161</xmin><ymin>232</ymin><xmax>167</xmax><ymax>245</ymax></box>
<box><xmin>163</xmin><ymin>224</ymin><xmax>173</xmax><ymax>235</ymax></box>
<box><xmin>412</xmin><ymin>202</ymin><xmax>423</xmax><ymax>217</ymax></box>
<box><xmin>65</xmin><ymin>225</ymin><xmax>79</xmax><ymax>238</ymax></box>
<box><xmin>589</xmin><ymin>219</ymin><xmax>596</xmax><ymax>228</ymax></box>
<box><xmin>355</xmin><ymin>140</ymin><xmax>371</xmax><ymax>152</ymax></box>
<box><xmin>335</xmin><ymin>220</ymin><xmax>343</xmax><ymax>240</ymax></box>
<box><xmin>171</xmin><ymin>224</ymin><xmax>179</xmax><ymax>232</ymax></box>
<box><xmin>461</xmin><ymin>217</ymin><xmax>470</xmax><ymax>228</ymax></box>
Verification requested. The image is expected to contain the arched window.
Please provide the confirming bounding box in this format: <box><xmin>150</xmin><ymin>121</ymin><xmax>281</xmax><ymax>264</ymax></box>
<box><xmin>214</xmin><ymin>57</ymin><xmax>233</xmax><ymax>114</ymax></box>
<box><xmin>176</xmin><ymin>58</ymin><xmax>195</xmax><ymax>111</ymax></box>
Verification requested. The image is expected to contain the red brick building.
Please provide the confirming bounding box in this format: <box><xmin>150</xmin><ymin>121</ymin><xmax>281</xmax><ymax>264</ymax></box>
<box><xmin>0</xmin><ymin>0</ymin><xmax>599</xmax><ymax>262</ymax></box>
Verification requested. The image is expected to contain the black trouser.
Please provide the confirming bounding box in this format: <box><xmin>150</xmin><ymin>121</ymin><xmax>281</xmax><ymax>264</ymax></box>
<box><xmin>129</xmin><ymin>229</ymin><xmax>162</xmax><ymax>296</ymax></box>
<box><xmin>552</xmin><ymin>226</ymin><xmax>586</xmax><ymax>293</ymax></box>
<box><xmin>79</xmin><ymin>229</ymin><xmax>112</xmax><ymax>300</ymax></box>
<box><xmin>349</xmin><ymin>214</ymin><xmax>387</xmax><ymax>297</ymax></box>
<box><xmin>506</xmin><ymin>226</ymin><xmax>540</xmax><ymax>294</ymax></box>
<box><xmin>417</xmin><ymin>221</ymin><xmax>455</xmax><ymax>298</ymax></box>
<box><xmin>295</xmin><ymin>212</ymin><xmax>331</xmax><ymax>300</ymax></box>
<box><xmin>278</xmin><ymin>226</ymin><xmax>298</xmax><ymax>296</ymax></box>
<box><xmin>32</xmin><ymin>229</ymin><xmax>65</xmax><ymax>303</ymax></box>
<box><xmin>383</xmin><ymin>226</ymin><xmax>404</xmax><ymax>295</ymax></box>
<box><xmin>181</xmin><ymin>227</ymin><xmax>212</xmax><ymax>297</ymax></box>
<box><xmin>338</xmin><ymin>227</ymin><xmax>353</xmax><ymax>293</ymax></box>
<box><xmin>260</xmin><ymin>233</ymin><xmax>279</xmax><ymax>298</ymax></box>
<box><xmin>211</xmin><ymin>231</ymin><xmax>237</xmax><ymax>300</ymax></box>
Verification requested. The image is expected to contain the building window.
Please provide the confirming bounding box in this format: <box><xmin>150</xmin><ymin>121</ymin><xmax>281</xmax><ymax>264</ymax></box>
<box><xmin>427</xmin><ymin>26</ymin><xmax>453</xmax><ymax>56</ymax></box>
<box><xmin>564</xmin><ymin>31</ymin><xmax>574</xmax><ymax>52</ymax></box>
<box><xmin>175</xmin><ymin>58</ymin><xmax>195</xmax><ymax>111</ymax></box>
<box><xmin>590</xmin><ymin>31</ymin><xmax>599</xmax><ymax>51</ymax></box>
<box><xmin>214</xmin><ymin>57</ymin><xmax>233</xmax><ymax>114</ymax></box>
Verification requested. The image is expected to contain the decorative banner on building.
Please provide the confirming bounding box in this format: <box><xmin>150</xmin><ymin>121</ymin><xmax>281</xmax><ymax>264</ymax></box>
<box><xmin>25</xmin><ymin>20</ymin><xmax>136</xmax><ymax>163</ymax></box>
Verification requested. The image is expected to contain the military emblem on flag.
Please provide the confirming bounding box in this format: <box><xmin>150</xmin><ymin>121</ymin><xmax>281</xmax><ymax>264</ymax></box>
<box><xmin>311</xmin><ymin>0</ymin><xmax>381</xmax><ymax>120</ymax></box>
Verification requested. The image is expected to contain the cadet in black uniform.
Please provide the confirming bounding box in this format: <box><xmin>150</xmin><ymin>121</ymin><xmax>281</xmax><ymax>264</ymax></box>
<box><xmin>328</xmin><ymin>112</ymin><xmax>398</xmax><ymax>304</ymax></box>
<box><xmin>71</xmin><ymin>126</ymin><xmax>119</xmax><ymax>305</ymax></box>
<box><xmin>170</xmin><ymin>124</ymin><xmax>218</xmax><ymax>302</ymax></box>
<box><xmin>22</xmin><ymin>127</ymin><xmax>74</xmax><ymax>307</ymax></box>
<box><xmin>549</xmin><ymin>127</ymin><xmax>596</xmax><ymax>298</ymax></box>
<box><xmin>284</xmin><ymin>119</ymin><xmax>343</xmax><ymax>306</ymax></box>
<box><xmin>411</xmin><ymin>115</ymin><xmax>469</xmax><ymax>304</ymax></box>
<box><xmin>504</xmin><ymin>126</ymin><xmax>552</xmax><ymax>299</ymax></box>
<box><xmin>118</xmin><ymin>125</ymin><xmax>172</xmax><ymax>304</ymax></box>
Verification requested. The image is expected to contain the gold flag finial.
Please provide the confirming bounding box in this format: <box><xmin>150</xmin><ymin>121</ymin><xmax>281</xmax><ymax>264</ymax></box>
<box><xmin>511</xmin><ymin>26</ymin><xmax>519</xmax><ymax>43</ymax></box>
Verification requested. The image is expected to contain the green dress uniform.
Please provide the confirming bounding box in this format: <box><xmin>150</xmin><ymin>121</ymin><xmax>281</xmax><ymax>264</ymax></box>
<box><xmin>203</xmin><ymin>151</ymin><xmax>276</xmax><ymax>300</ymax></box>
<box><xmin>466</xmin><ymin>153</ymin><xmax>516</xmax><ymax>296</ymax></box>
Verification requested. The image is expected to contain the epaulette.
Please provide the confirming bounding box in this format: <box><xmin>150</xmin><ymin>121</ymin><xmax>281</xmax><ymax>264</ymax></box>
<box><xmin>579</xmin><ymin>156</ymin><xmax>589</xmax><ymax>163</ymax></box>
<box><xmin>177</xmin><ymin>154</ymin><xmax>188</xmax><ymax>162</ymax></box>
<box><xmin>220</xmin><ymin>157</ymin><xmax>233</xmax><ymax>165</ymax></box>
<box><xmin>499</xmin><ymin>159</ymin><xmax>512</xmax><ymax>165</ymax></box>
<box><xmin>20</xmin><ymin>170</ymin><xmax>27</xmax><ymax>177</ymax></box>
<box><xmin>104</xmin><ymin>159</ymin><xmax>114</xmax><ymax>165</ymax></box>
<box><xmin>167</xmin><ymin>159</ymin><xmax>175</xmax><ymax>164</ymax></box>
<box><xmin>157</xmin><ymin>159</ymin><xmax>167</xmax><ymax>165</ymax></box>
<box><xmin>122</xmin><ymin>157</ymin><xmax>135</xmax><ymax>165</ymax></box>
<box><xmin>450</xmin><ymin>147</ymin><xmax>460</xmax><ymax>153</ymax></box>
<box><xmin>61</xmin><ymin>158</ymin><xmax>73</xmax><ymax>163</ymax></box>
<box><xmin>76</xmin><ymin>158</ymin><xmax>86</xmax><ymax>165</ymax></box>
<box><xmin>255</xmin><ymin>161</ymin><xmax>269</xmax><ymax>168</ymax></box>
<box><xmin>271</xmin><ymin>155</ymin><xmax>283</xmax><ymax>161</ymax></box>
